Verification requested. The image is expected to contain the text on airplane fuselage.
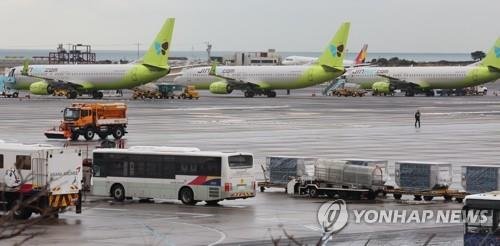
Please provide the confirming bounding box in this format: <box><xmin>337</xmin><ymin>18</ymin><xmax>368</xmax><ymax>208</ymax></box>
<box><xmin>351</xmin><ymin>68</ymin><xmax>389</xmax><ymax>75</ymax></box>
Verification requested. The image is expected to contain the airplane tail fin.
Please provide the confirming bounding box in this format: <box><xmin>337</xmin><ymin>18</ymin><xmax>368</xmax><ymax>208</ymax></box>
<box><xmin>354</xmin><ymin>44</ymin><xmax>368</xmax><ymax>65</ymax></box>
<box><xmin>480</xmin><ymin>37</ymin><xmax>500</xmax><ymax>70</ymax></box>
<box><xmin>142</xmin><ymin>18</ymin><xmax>175</xmax><ymax>69</ymax></box>
<box><xmin>317</xmin><ymin>22</ymin><xmax>350</xmax><ymax>70</ymax></box>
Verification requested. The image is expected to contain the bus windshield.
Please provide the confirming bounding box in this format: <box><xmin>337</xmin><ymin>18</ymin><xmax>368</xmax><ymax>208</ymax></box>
<box><xmin>64</xmin><ymin>108</ymin><xmax>80</xmax><ymax>121</ymax></box>
<box><xmin>228</xmin><ymin>155</ymin><xmax>253</xmax><ymax>169</ymax></box>
<box><xmin>465</xmin><ymin>209</ymin><xmax>500</xmax><ymax>235</ymax></box>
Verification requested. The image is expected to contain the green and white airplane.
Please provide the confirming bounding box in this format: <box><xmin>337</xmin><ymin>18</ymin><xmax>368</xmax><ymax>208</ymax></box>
<box><xmin>343</xmin><ymin>38</ymin><xmax>500</xmax><ymax>96</ymax></box>
<box><xmin>173</xmin><ymin>22</ymin><xmax>351</xmax><ymax>97</ymax></box>
<box><xmin>5</xmin><ymin>18</ymin><xmax>175</xmax><ymax>99</ymax></box>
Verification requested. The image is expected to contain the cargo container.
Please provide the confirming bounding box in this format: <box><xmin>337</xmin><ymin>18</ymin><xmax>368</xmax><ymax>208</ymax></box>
<box><xmin>343</xmin><ymin>159</ymin><xmax>396</xmax><ymax>188</ymax></box>
<box><xmin>395</xmin><ymin>161</ymin><xmax>452</xmax><ymax>190</ymax></box>
<box><xmin>461</xmin><ymin>165</ymin><xmax>500</xmax><ymax>194</ymax></box>
<box><xmin>259</xmin><ymin>156</ymin><xmax>318</xmax><ymax>191</ymax></box>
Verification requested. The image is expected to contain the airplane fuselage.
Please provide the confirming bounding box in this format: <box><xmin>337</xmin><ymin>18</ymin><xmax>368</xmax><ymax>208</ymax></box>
<box><xmin>345</xmin><ymin>66</ymin><xmax>499</xmax><ymax>90</ymax></box>
<box><xmin>10</xmin><ymin>63</ymin><xmax>168</xmax><ymax>91</ymax></box>
<box><xmin>174</xmin><ymin>65</ymin><xmax>343</xmax><ymax>90</ymax></box>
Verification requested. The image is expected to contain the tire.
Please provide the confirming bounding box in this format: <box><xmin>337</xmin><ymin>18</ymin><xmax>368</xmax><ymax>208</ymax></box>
<box><xmin>244</xmin><ymin>91</ymin><xmax>255</xmax><ymax>98</ymax></box>
<box><xmin>366</xmin><ymin>191</ymin><xmax>377</xmax><ymax>200</ymax></box>
<box><xmin>11</xmin><ymin>200</ymin><xmax>32</xmax><ymax>220</ymax></box>
<box><xmin>12</xmin><ymin>92</ymin><xmax>19</xmax><ymax>98</ymax></box>
<box><xmin>443</xmin><ymin>195</ymin><xmax>452</xmax><ymax>202</ymax></box>
<box><xmin>267</xmin><ymin>91</ymin><xmax>276</xmax><ymax>98</ymax></box>
<box><xmin>83</xmin><ymin>128</ymin><xmax>95</xmax><ymax>140</ymax></box>
<box><xmin>308</xmin><ymin>187</ymin><xmax>319</xmax><ymax>198</ymax></box>
<box><xmin>179</xmin><ymin>187</ymin><xmax>196</xmax><ymax>205</ymax></box>
<box><xmin>455</xmin><ymin>198</ymin><xmax>463</xmax><ymax>203</ymax></box>
<box><xmin>112</xmin><ymin>127</ymin><xmax>124</xmax><ymax>139</ymax></box>
<box><xmin>111</xmin><ymin>184</ymin><xmax>125</xmax><ymax>202</ymax></box>
<box><xmin>98</xmin><ymin>133</ymin><xmax>108</xmax><ymax>140</ymax></box>
<box><xmin>67</xmin><ymin>91</ymin><xmax>78</xmax><ymax>99</ymax></box>
<box><xmin>205</xmin><ymin>200</ymin><xmax>220</xmax><ymax>206</ymax></box>
<box><xmin>260</xmin><ymin>186</ymin><xmax>265</xmax><ymax>192</ymax></box>
<box><xmin>181</xmin><ymin>94</ymin><xmax>186</xmax><ymax>99</ymax></box>
<box><xmin>423</xmin><ymin>196</ymin><xmax>434</xmax><ymax>201</ymax></box>
<box><xmin>393</xmin><ymin>193</ymin><xmax>402</xmax><ymax>200</ymax></box>
<box><xmin>414</xmin><ymin>195</ymin><xmax>422</xmax><ymax>201</ymax></box>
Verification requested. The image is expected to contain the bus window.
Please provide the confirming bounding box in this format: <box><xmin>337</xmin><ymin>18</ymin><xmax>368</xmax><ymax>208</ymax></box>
<box><xmin>228</xmin><ymin>155</ymin><xmax>253</xmax><ymax>169</ymax></box>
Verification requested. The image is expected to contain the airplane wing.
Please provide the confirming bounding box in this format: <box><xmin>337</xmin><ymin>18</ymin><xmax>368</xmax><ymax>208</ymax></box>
<box><xmin>376</xmin><ymin>73</ymin><xmax>426</xmax><ymax>88</ymax></box>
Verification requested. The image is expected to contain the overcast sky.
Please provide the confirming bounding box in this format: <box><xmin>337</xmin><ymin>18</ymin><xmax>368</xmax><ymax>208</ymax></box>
<box><xmin>1</xmin><ymin>0</ymin><xmax>498</xmax><ymax>53</ymax></box>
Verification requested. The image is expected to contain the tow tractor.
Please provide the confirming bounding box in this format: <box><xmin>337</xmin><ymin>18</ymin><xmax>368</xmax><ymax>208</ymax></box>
<box><xmin>45</xmin><ymin>103</ymin><xmax>128</xmax><ymax>141</ymax></box>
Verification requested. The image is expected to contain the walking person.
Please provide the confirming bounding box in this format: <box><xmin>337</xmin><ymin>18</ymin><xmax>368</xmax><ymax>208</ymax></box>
<box><xmin>415</xmin><ymin>109</ymin><xmax>421</xmax><ymax>128</ymax></box>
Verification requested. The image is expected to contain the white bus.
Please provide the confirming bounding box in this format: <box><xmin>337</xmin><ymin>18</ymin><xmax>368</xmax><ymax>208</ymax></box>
<box><xmin>91</xmin><ymin>146</ymin><xmax>256</xmax><ymax>205</ymax></box>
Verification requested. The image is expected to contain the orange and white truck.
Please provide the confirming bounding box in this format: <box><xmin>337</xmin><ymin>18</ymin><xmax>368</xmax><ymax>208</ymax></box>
<box><xmin>0</xmin><ymin>143</ymin><xmax>83</xmax><ymax>219</ymax></box>
<box><xmin>45</xmin><ymin>103</ymin><xmax>128</xmax><ymax>141</ymax></box>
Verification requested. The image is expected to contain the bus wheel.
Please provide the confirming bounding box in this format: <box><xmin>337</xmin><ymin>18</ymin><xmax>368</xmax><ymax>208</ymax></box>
<box><xmin>205</xmin><ymin>200</ymin><xmax>220</xmax><ymax>206</ymax></box>
<box><xmin>11</xmin><ymin>200</ymin><xmax>32</xmax><ymax>220</ymax></box>
<box><xmin>179</xmin><ymin>187</ymin><xmax>196</xmax><ymax>205</ymax></box>
<box><xmin>111</xmin><ymin>184</ymin><xmax>125</xmax><ymax>202</ymax></box>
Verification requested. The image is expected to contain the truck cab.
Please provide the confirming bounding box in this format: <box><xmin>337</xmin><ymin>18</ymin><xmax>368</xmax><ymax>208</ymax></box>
<box><xmin>463</xmin><ymin>191</ymin><xmax>500</xmax><ymax>245</ymax></box>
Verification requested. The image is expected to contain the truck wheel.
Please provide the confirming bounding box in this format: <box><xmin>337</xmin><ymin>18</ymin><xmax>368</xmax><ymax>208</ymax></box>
<box><xmin>205</xmin><ymin>200</ymin><xmax>220</xmax><ymax>206</ymax></box>
<box><xmin>443</xmin><ymin>195</ymin><xmax>452</xmax><ymax>202</ymax></box>
<box><xmin>12</xmin><ymin>92</ymin><xmax>19</xmax><ymax>98</ymax></box>
<box><xmin>70</xmin><ymin>132</ymin><xmax>79</xmax><ymax>141</ymax></box>
<box><xmin>308</xmin><ymin>187</ymin><xmax>319</xmax><ymax>198</ymax></box>
<box><xmin>455</xmin><ymin>198</ymin><xmax>463</xmax><ymax>203</ymax></box>
<box><xmin>113</xmin><ymin>127</ymin><xmax>124</xmax><ymax>139</ymax></box>
<box><xmin>11</xmin><ymin>200</ymin><xmax>32</xmax><ymax>220</ymax></box>
<box><xmin>181</xmin><ymin>94</ymin><xmax>186</xmax><ymax>99</ymax></box>
<box><xmin>83</xmin><ymin>128</ymin><xmax>95</xmax><ymax>140</ymax></box>
<box><xmin>423</xmin><ymin>196</ymin><xmax>434</xmax><ymax>201</ymax></box>
<box><xmin>393</xmin><ymin>193</ymin><xmax>402</xmax><ymax>200</ymax></box>
<box><xmin>111</xmin><ymin>184</ymin><xmax>125</xmax><ymax>201</ymax></box>
<box><xmin>98</xmin><ymin>133</ymin><xmax>108</xmax><ymax>140</ymax></box>
<box><xmin>414</xmin><ymin>195</ymin><xmax>422</xmax><ymax>201</ymax></box>
<box><xmin>179</xmin><ymin>187</ymin><xmax>196</xmax><ymax>205</ymax></box>
<box><xmin>260</xmin><ymin>186</ymin><xmax>265</xmax><ymax>192</ymax></box>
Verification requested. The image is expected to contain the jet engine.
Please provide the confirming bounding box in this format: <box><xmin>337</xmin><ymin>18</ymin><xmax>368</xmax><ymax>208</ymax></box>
<box><xmin>29</xmin><ymin>81</ymin><xmax>53</xmax><ymax>95</ymax></box>
<box><xmin>209</xmin><ymin>81</ymin><xmax>233</xmax><ymax>94</ymax></box>
<box><xmin>371</xmin><ymin>81</ymin><xmax>393</xmax><ymax>94</ymax></box>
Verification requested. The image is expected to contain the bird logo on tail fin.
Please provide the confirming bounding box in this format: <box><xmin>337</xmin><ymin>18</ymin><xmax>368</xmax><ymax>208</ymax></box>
<box><xmin>329</xmin><ymin>44</ymin><xmax>345</xmax><ymax>57</ymax></box>
<box><xmin>495</xmin><ymin>46</ymin><xmax>500</xmax><ymax>58</ymax></box>
<box><xmin>154</xmin><ymin>41</ymin><xmax>169</xmax><ymax>55</ymax></box>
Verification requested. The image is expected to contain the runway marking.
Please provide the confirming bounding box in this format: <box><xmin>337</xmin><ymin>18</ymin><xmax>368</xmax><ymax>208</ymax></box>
<box><xmin>91</xmin><ymin>207</ymin><xmax>128</xmax><ymax>211</ymax></box>
<box><xmin>304</xmin><ymin>225</ymin><xmax>322</xmax><ymax>232</ymax></box>
<box><xmin>176</xmin><ymin>212</ymin><xmax>213</xmax><ymax>218</ymax></box>
<box><xmin>160</xmin><ymin>105</ymin><xmax>289</xmax><ymax>111</ymax></box>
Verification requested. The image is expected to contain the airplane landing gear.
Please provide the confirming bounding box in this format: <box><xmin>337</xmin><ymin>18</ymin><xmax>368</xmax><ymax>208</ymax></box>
<box><xmin>266</xmin><ymin>91</ymin><xmax>277</xmax><ymax>98</ymax></box>
<box><xmin>67</xmin><ymin>90</ymin><xmax>78</xmax><ymax>99</ymax></box>
<box><xmin>92</xmin><ymin>91</ymin><xmax>104</xmax><ymax>99</ymax></box>
<box><xmin>244</xmin><ymin>91</ymin><xmax>255</xmax><ymax>98</ymax></box>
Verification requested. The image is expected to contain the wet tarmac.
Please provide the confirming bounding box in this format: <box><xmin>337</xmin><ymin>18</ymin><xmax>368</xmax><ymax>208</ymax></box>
<box><xmin>1</xmin><ymin>89</ymin><xmax>499</xmax><ymax>245</ymax></box>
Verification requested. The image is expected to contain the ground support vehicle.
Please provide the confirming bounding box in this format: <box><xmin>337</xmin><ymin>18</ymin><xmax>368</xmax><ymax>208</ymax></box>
<box><xmin>0</xmin><ymin>143</ymin><xmax>83</xmax><ymax>219</ymax></box>
<box><xmin>386</xmin><ymin>187</ymin><xmax>469</xmax><ymax>202</ymax></box>
<box><xmin>289</xmin><ymin>160</ymin><xmax>385</xmax><ymax>200</ymax></box>
<box><xmin>0</xmin><ymin>76</ymin><xmax>19</xmax><ymax>98</ymax></box>
<box><xmin>331</xmin><ymin>88</ymin><xmax>366</xmax><ymax>97</ymax></box>
<box><xmin>44</xmin><ymin>103</ymin><xmax>127</xmax><ymax>141</ymax></box>
<box><xmin>132</xmin><ymin>84</ymin><xmax>199</xmax><ymax>100</ymax></box>
<box><xmin>463</xmin><ymin>191</ymin><xmax>500</xmax><ymax>245</ymax></box>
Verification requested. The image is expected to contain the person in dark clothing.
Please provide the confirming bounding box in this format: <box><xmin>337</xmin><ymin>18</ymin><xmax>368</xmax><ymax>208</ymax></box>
<box><xmin>415</xmin><ymin>110</ymin><xmax>421</xmax><ymax>128</ymax></box>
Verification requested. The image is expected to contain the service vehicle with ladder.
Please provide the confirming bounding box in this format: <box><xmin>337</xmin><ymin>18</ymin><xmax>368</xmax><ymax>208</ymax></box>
<box><xmin>0</xmin><ymin>143</ymin><xmax>83</xmax><ymax>219</ymax></box>
<box><xmin>91</xmin><ymin>146</ymin><xmax>255</xmax><ymax>205</ymax></box>
<box><xmin>45</xmin><ymin>103</ymin><xmax>127</xmax><ymax>141</ymax></box>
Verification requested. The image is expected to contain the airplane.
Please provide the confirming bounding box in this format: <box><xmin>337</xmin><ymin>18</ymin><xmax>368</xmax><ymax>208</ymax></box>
<box><xmin>340</xmin><ymin>38</ymin><xmax>500</xmax><ymax>96</ymax></box>
<box><xmin>173</xmin><ymin>22</ymin><xmax>351</xmax><ymax>98</ymax></box>
<box><xmin>5</xmin><ymin>18</ymin><xmax>176</xmax><ymax>99</ymax></box>
<box><xmin>282</xmin><ymin>44</ymin><xmax>368</xmax><ymax>66</ymax></box>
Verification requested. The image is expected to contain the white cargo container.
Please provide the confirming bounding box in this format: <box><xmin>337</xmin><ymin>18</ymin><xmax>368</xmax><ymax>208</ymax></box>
<box><xmin>0</xmin><ymin>143</ymin><xmax>83</xmax><ymax>219</ymax></box>
<box><xmin>395</xmin><ymin>161</ymin><xmax>452</xmax><ymax>190</ymax></box>
<box><xmin>265</xmin><ymin>156</ymin><xmax>318</xmax><ymax>185</ymax></box>
<box><xmin>461</xmin><ymin>165</ymin><xmax>500</xmax><ymax>194</ymax></box>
